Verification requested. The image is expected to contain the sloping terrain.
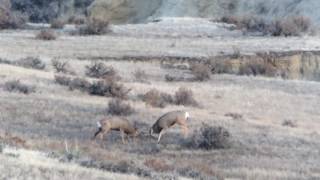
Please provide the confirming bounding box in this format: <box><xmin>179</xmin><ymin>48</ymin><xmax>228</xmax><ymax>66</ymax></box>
<box><xmin>0</xmin><ymin>25</ymin><xmax>320</xmax><ymax>179</ymax></box>
<box><xmin>89</xmin><ymin>0</ymin><xmax>320</xmax><ymax>24</ymax></box>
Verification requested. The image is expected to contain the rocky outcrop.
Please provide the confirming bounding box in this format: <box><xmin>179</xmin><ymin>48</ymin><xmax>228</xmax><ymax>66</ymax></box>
<box><xmin>155</xmin><ymin>51</ymin><xmax>320</xmax><ymax>81</ymax></box>
<box><xmin>208</xmin><ymin>51</ymin><xmax>320</xmax><ymax>81</ymax></box>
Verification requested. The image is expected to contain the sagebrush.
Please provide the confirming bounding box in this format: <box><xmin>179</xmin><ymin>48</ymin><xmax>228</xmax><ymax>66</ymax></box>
<box><xmin>187</xmin><ymin>124</ymin><xmax>231</xmax><ymax>150</ymax></box>
<box><xmin>36</xmin><ymin>29</ymin><xmax>57</xmax><ymax>40</ymax></box>
<box><xmin>107</xmin><ymin>99</ymin><xmax>135</xmax><ymax>116</ymax></box>
<box><xmin>4</xmin><ymin>80</ymin><xmax>35</xmax><ymax>94</ymax></box>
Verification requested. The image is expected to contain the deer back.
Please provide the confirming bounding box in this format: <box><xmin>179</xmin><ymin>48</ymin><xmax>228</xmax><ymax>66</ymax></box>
<box><xmin>153</xmin><ymin>111</ymin><xmax>187</xmax><ymax>131</ymax></box>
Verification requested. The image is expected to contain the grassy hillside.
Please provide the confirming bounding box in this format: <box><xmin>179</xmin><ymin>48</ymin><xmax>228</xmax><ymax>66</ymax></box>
<box><xmin>0</xmin><ymin>31</ymin><xmax>319</xmax><ymax>178</ymax></box>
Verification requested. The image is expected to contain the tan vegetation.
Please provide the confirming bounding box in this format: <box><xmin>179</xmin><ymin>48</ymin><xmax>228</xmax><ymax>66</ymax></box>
<box><xmin>142</xmin><ymin>89</ymin><xmax>173</xmax><ymax>108</ymax></box>
<box><xmin>219</xmin><ymin>15</ymin><xmax>312</xmax><ymax>36</ymax></box>
<box><xmin>190</xmin><ymin>63</ymin><xmax>211</xmax><ymax>81</ymax></box>
<box><xmin>36</xmin><ymin>29</ymin><xmax>57</xmax><ymax>40</ymax></box>
<box><xmin>107</xmin><ymin>99</ymin><xmax>135</xmax><ymax>116</ymax></box>
<box><xmin>50</xmin><ymin>19</ymin><xmax>65</xmax><ymax>29</ymax></box>
<box><xmin>174</xmin><ymin>87</ymin><xmax>198</xmax><ymax>106</ymax></box>
<box><xmin>186</xmin><ymin>124</ymin><xmax>231</xmax><ymax>150</ymax></box>
<box><xmin>78</xmin><ymin>18</ymin><xmax>111</xmax><ymax>35</ymax></box>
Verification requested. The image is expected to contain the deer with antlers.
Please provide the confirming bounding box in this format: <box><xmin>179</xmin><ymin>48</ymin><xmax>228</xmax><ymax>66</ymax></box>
<box><xmin>93</xmin><ymin>117</ymin><xmax>139</xmax><ymax>144</ymax></box>
<box><xmin>150</xmin><ymin>111</ymin><xmax>190</xmax><ymax>143</ymax></box>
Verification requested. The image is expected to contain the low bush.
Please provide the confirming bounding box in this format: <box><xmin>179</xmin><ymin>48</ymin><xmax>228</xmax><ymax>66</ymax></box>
<box><xmin>107</xmin><ymin>99</ymin><xmax>135</xmax><ymax>116</ymax></box>
<box><xmin>85</xmin><ymin>62</ymin><xmax>118</xmax><ymax>79</ymax></box>
<box><xmin>18</xmin><ymin>57</ymin><xmax>46</xmax><ymax>70</ymax></box>
<box><xmin>4</xmin><ymin>80</ymin><xmax>35</xmax><ymax>94</ymax></box>
<box><xmin>107</xmin><ymin>81</ymin><xmax>131</xmax><ymax>99</ymax></box>
<box><xmin>54</xmin><ymin>75</ymin><xmax>72</xmax><ymax>86</ymax></box>
<box><xmin>164</xmin><ymin>74</ymin><xmax>185</xmax><ymax>82</ymax></box>
<box><xmin>80</xmin><ymin>160</ymin><xmax>151</xmax><ymax>177</ymax></box>
<box><xmin>133</xmin><ymin>69</ymin><xmax>148</xmax><ymax>82</ymax></box>
<box><xmin>51</xmin><ymin>59</ymin><xmax>74</xmax><ymax>74</ymax></box>
<box><xmin>220</xmin><ymin>15</ymin><xmax>268</xmax><ymax>34</ymax></box>
<box><xmin>219</xmin><ymin>15</ymin><xmax>312</xmax><ymax>36</ymax></box>
<box><xmin>142</xmin><ymin>89</ymin><xmax>174</xmax><ymax>108</ymax></box>
<box><xmin>36</xmin><ymin>29</ymin><xmax>57</xmax><ymax>40</ymax></box>
<box><xmin>225</xmin><ymin>113</ymin><xmax>243</xmax><ymax>120</ymax></box>
<box><xmin>55</xmin><ymin>75</ymin><xmax>90</xmax><ymax>91</ymax></box>
<box><xmin>142</xmin><ymin>87</ymin><xmax>198</xmax><ymax>108</ymax></box>
<box><xmin>239</xmin><ymin>62</ymin><xmax>277</xmax><ymax>77</ymax></box>
<box><xmin>87</xmin><ymin>80</ymin><xmax>110</xmax><ymax>96</ymax></box>
<box><xmin>190</xmin><ymin>63</ymin><xmax>211</xmax><ymax>81</ymax></box>
<box><xmin>54</xmin><ymin>75</ymin><xmax>130</xmax><ymax>99</ymax></box>
<box><xmin>174</xmin><ymin>87</ymin><xmax>198</xmax><ymax>106</ymax></box>
<box><xmin>187</xmin><ymin>124</ymin><xmax>231</xmax><ymax>150</ymax></box>
<box><xmin>50</xmin><ymin>19</ymin><xmax>65</xmax><ymax>29</ymax></box>
<box><xmin>78</xmin><ymin>18</ymin><xmax>111</xmax><ymax>35</ymax></box>
<box><xmin>68</xmin><ymin>15</ymin><xmax>86</xmax><ymax>25</ymax></box>
<box><xmin>68</xmin><ymin>77</ymin><xmax>91</xmax><ymax>91</ymax></box>
<box><xmin>88</xmin><ymin>80</ymin><xmax>130</xmax><ymax>99</ymax></box>
<box><xmin>0</xmin><ymin>2</ymin><xmax>27</xmax><ymax>29</ymax></box>
<box><xmin>282</xmin><ymin>120</ymin><xmax>297</xmax><ymax>128</ymax></box>
<box><xmin>210</xmin><ymin>60</ymin><xmax>233</xmax><ymax>74</ymax></box>
<box><xmin>269</xmin><ymin>16</ymin><xmax>311</xmax><ymax>36</ymax></box>
<box><xmin>55</xmin><ymin>75</ymin><xmax>90</xmax><ymax>92</ymax></box>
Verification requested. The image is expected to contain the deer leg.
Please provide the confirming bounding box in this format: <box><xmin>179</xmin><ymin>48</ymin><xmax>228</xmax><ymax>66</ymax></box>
<box><xmin>120</xmin><ymin>129</ymin><xmax>126</xmax><ymax>144</ymax></box>
<box><xmin>93</xmin><ymin>128</ymin><xmax>103</xmax><ymax>140</ymax></box>
<box><xmin>181</xmin><ymin>125</ymin><xmax>189</xmax><ymax>138</ymax></box>
<box><xmin>157</xmin><ymin>129</ymin><xmax>166</xmax><ymax>143</ymax></box>
<box><xmin>98</xmin><ymin>128</ymin><xmax>110</xmax><ymax>141</ymax></box>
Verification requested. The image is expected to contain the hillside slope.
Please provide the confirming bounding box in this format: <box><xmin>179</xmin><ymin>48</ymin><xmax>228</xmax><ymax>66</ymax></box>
<box><xmin>89</xmin><ymin>0</ymin><xmax>320</xmax><ymax>24</ymax></box>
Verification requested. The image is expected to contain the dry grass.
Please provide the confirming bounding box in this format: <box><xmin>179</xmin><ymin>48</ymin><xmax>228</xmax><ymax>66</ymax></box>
<box><xmin>0</xmin><ymin>147</ymin><xmax>144</xmax><ymax>180</ymax></box>
<box><xmin>0</xmin><ymin>28</ymin><xmax>320</xmax><ymax>180</ymax></box>
<box><xmin>144</xmin><ymin>158</ymin><xmax>171</xmax><ymax>172</ymax></box>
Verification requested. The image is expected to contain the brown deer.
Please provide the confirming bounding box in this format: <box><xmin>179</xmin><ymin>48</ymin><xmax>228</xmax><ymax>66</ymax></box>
<box><xmin>93</xmin><ymin>117</ymin><xmax>139</xmax><ymax>144</ymax></box>
<box><xmin>149</xmin><ymin>111</ymin><xmax>190</xmax><ymax>143</ymax></box>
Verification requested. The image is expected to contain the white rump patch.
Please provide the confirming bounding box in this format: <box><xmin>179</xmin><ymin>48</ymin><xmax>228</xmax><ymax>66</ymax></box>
<box><xmin>97</xmin><ymin>121</ymin><xmax>102</xmax><ymax>128</ymax></box>
<box><xmin>185</xmin><ymin>112</ymin><xmax>190</xmax><ymax>120</ymax></box>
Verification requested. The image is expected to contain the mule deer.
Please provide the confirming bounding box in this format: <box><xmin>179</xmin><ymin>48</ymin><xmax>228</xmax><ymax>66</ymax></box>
<box><xmin>150</xmin><ymin>111</ymin><xmax>190</xmax><ymax>143</ymax></box>
<box><xmin>93</xmin><ymin>117</ymin><xmax>138</xmax><ymax>144</ymax></box>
